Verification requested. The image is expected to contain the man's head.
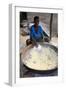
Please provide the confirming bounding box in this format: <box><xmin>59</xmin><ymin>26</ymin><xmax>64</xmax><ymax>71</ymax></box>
<box><xmin>34</xmin><ymin>16</ymin><xmax>39</xmax><ymax>27</ymax></box>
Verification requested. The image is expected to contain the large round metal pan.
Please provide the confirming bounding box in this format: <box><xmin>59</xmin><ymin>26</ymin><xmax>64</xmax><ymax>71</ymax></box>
<box><xmin>21</xmin><ymin>42</ymin><xmax>58</xmax><ymax>72</ymax></box>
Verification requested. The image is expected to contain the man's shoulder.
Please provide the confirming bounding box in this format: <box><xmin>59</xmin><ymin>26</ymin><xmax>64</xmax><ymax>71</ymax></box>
<box><xmin>30</xmin><ymin>25</ymin><xmax>34</xmax><ymax>32</ymax></box>
<box><xmin>31</xmin><ymin>25</ymin><xmax>34</xmax><ymax>28</ymax></box>
<box><xmin>38</xmin><ymin>25</ymin><xmax>42</xmax><ymax>28</ymax></box>
<box><xmin>31</xmin><ymin>25</ymin><xmax>41</xmax><ymax>28</ymax></box>
<box><xmin>38</xmin><ymin>25</ymin><xmax>43</xmax><ymax>31</ymax></box>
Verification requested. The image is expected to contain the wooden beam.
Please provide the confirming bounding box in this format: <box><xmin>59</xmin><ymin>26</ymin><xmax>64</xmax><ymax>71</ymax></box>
<box><xmin>50</xmin><ymin>14</ymin><xmax>53</xmax><ymax>40</ymax></box>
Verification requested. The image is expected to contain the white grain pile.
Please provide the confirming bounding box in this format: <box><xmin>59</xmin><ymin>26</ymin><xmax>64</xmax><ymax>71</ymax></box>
<box><xmin>22</xmin><ymin>45</ymin><xmax>58</xmax><ymax>70</ymax></box>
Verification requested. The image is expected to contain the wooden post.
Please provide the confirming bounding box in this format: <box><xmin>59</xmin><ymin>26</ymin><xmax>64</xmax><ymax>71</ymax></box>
<box><xmin>50</xmin><ymin>14</ymin><xmax>53</xmax><ymax>40</ymax></box>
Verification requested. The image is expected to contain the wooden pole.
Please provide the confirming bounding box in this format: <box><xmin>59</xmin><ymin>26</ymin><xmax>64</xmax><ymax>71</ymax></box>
<box><xmin>50</xmin><ymin>14</ymin><xmax>53</xmax><ymax>40</ymax></box>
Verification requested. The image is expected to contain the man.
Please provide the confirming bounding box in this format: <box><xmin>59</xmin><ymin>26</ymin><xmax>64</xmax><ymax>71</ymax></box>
<box><xmin>26</xmin><ymin>16</ymin><xmax>49</xmax><ymax>46</ymax></box>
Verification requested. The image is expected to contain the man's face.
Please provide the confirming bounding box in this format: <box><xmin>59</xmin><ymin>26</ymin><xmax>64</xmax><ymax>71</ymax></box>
<box><xmin>34</xmin><ymin>19</ymin><xmax>39</xmax><ymax>27</ymax></box>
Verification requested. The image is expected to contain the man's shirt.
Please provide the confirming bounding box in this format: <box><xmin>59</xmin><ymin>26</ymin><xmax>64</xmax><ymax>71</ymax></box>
<box><xmin>30</xmin><ymin>25</ymin><xmax>43</xmax><ymax>41</ymax></box>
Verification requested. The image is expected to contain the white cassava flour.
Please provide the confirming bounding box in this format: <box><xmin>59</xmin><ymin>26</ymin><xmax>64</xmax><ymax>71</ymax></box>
<box><xmin>22</xmin><ymin>45</ymin><xmax>58</xmax><ymax>70</ymax></box>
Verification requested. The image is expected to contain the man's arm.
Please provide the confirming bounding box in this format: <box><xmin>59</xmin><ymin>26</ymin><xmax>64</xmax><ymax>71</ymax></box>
<box><xmin>30</xmin><ymin>27</ymin><xmax>38</xmax><ymax>46</ymax></box>
<box><xmin>40</xmin><ymin>26</ymin><xmax>49</xmax><ymax>41</ymax></box>
<box><xmin>39</xmin><ymin>26</ymin><xmax>44</xmax><ymax>41</ymax></box>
